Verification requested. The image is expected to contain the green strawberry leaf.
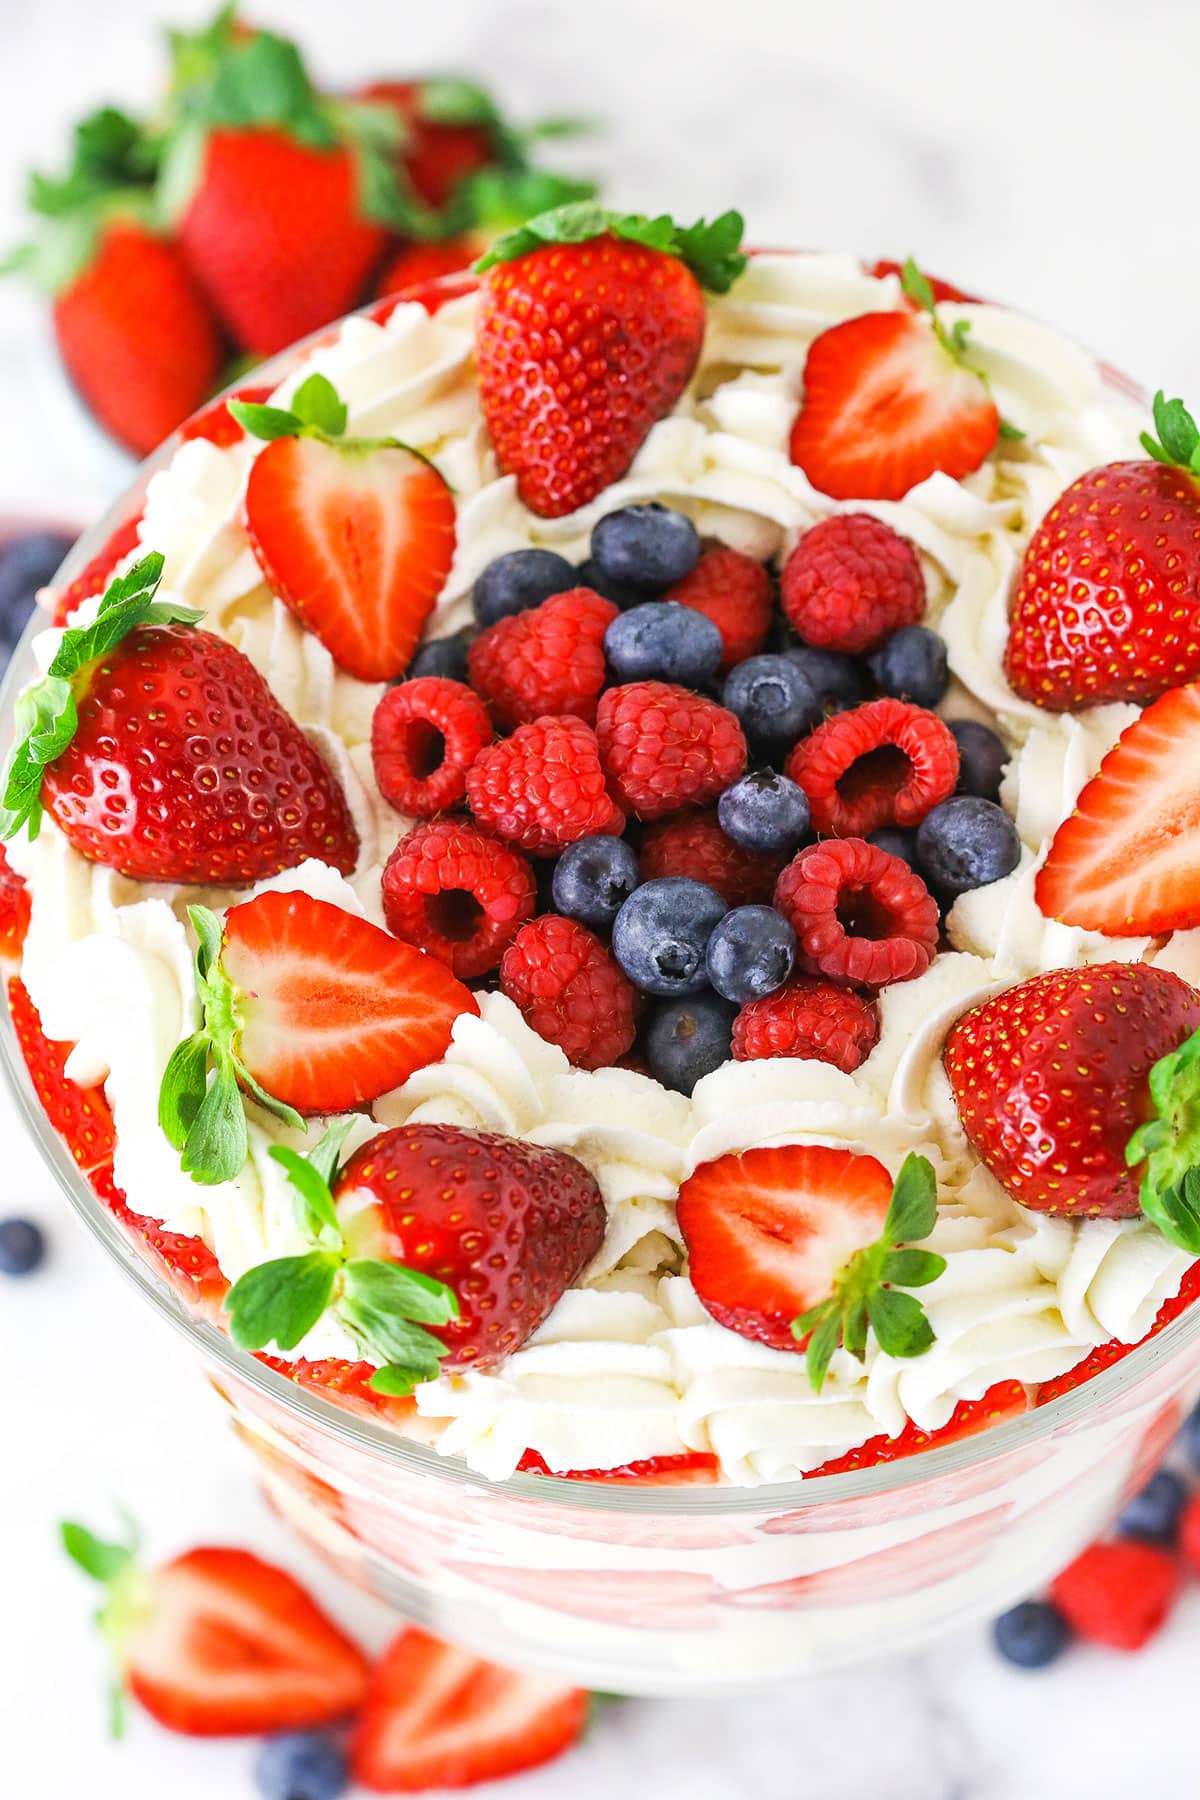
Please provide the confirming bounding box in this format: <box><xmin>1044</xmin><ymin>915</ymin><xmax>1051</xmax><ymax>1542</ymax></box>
<box><xmin>419</xmin><ymin>78</ymin><xmax>501</xmax><ymax>129</ymax></box>
<box><xmin>899</xmin><ymin>255</ymin><xmax>1019</xmax><ymax>436</ymax></box>
<box><xmin>178</xmin><ymin>1058</ymin><xmax>248</xmax><ymax>1187</ymax></box>
<box><xmin>290</xmin><ymin>373</ymin><xmax>347</xmax><ymax>437</ymax></box>
<box><xmin>269</xmin><ymin>1141</ymin><xmax>343</xmax><ymax>1246</ymax></box>
<box><xmin>1130</xmin><ymin>1021</ymin><xmax>1200</xmax><ymax>1252</ymax></box>
<box><xmin>157</xmin><ymin>1031</ymin><xmax>212</xmax><ymax>1152</ymax></box>
<box><xmin>226</xmin><ymin>400</ymin><xmax>304</xmax><ymax>441</ymax></box>
<box><xmin>475</xmin><ymin>203</ymin><xmax>747</xmax><ymax>293</ymax></box>
<box><xmin>803</xmin><ymin>1304</ymin><xmax>843</xmax><ymax>1395</ymax></box>
<box><xmin>866</xmin><ymin>1286</ymin><xmax>937</xmax><ymax>1359</ymax></box>
<box><xmin>369</xmin><ymin>1361</ymin><xmax>439</xmax><ymax>1398</ymax></box>
<box><xmin>459</xmin><ymin>166</ymin><xmax>597</xmax><ymax>237</ymax></box>
<box><xmin>883</xmin><ymin>1151</ymin><xmax>938</xmax><ymax>1245</ymax></box>
<box><xmin>61</xmin><ymin>1520</ymin><xmax>136</xmax><ymax>1585</ymax></box>
<box><xmin>225</xmin><ymin>1249</ymin><xmax>340</xmax><ymax>1351</ymax></box>
<box><xmin>342</xmin><ymin>1258</ymin><xmax>459</xmax><ymax>1328</ymax></box>
<box><xmin>231</xmin><ymin>376</ymin><xmax>355</xmax><ymax>446</ymax></box>
<box><xmin>880</xmin><ymin>1246</ymin><xmax>946</xmax><ymax>1288</ymax></box>
<box><xmin>1140</xmin><ymin>390</ymin><xmax>1200</xmax><ymax>475</ymax></box>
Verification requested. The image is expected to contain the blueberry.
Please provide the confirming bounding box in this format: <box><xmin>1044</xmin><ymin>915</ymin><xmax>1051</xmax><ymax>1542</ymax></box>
<box><xmin>612</xmin><ymin>877</ymin><xmax>727</xmax><ymax>996</ymax></box>
<box><xmin>405</xmin><ymin>631</ymin><xmax>470</xmax><ymax>683</ymax></box>
<box><xmin>1181</xmin><ymin>1399</ymin><xmax>1200</xmax><ymax>1473</ymax></box>
<box><xmin>0</xmin><ymin>1217</ymin><xmax>46</xmax><ymax>1277</ymax></box>
<box><xmin>780</xmin><ymin>640</ymin><xmax>865</xmax><ymax>714</ymax></box>
<box><xmin>472</xmin><ymin>548</ymin><xmax>577</xmax><ymax>627</ymax></box>
<box><xmin>645</xmin><ymin>992</ymin><xmax>737</xmax><ymax>1094</ymax></box>
<box><xmin>552</xmin><ymin>835</ymin><xmax>641</xmax><ymax>930</ymax></box>
<box><xmin>991</xmin><ymin>1600</ymin><xmax>1070</xmax><ymax>1669</ymax></box>
<box><xmin>722</xmin><ymin>655</ymin><xmax>820</xmax><ymax>753</ymax></box>
<box><xmin>255</xmin><ymin>1732</ymin><xmax>347</xmax><ymax>1800</ymax></box>
<box><xmin>706</xmin><ymin>906</ymin><xmax>796</xmax><ymax>1003</ymax></box>
<box><xmin>591</xmin><ymin>503</ymin><xmax>700</xmax><ymax>592</ymax></box>
<box><xmin>868</xmin><ymin>827</ymin><xmax>920</xmax><ymax>870</ymax></box>
<box><xmin>0</xmin><ymin>529</ymin><xmax>74</xmax><ymax>650</ymax></box>
<box><xmin>867</xmin><ymin>626</ymin><xmax>949</xmax><ymax>708</ymax></box>
<box><xmin>576</xmin><ymin>557</ymin><xmax>646</xmax><ymax>611</ymax></box>
<box><xmin>1118</xmin><ymin>1469</ymin><xmax>1187</xmax><ymax>1546</ymax></box>
<box><xmin>916</xmin><ymin>797</ymin><xmax>1021</xmax><ymax>901</ymax></box>
<box><xmin>604</xmin><ymin>601</ymin><xmax>723</xmax><ymax>687</ymax></box>
<box><xmin>949</xmin><ymin>719</ymin><xmax>1008</xmax><ymax>802</ymax></box>
<box><xmin>718</xmin><ymin>770</ymin><xmax>810</xmax><ymax>855</ymax></box>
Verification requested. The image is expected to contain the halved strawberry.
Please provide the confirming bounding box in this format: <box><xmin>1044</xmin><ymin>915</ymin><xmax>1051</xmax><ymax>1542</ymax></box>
<box><xmin>51</xmin><ymin>510</ymin><xmax>142</xmax><ymax>627</ymax></box>
<box><xmin>255</xmin><ymin>1354</ymin><xmax>419</xmax><ymax>1426</ymax></box>
<box><xmin>1036</xmin><ymin>683</ymin><xmax>1200</xmax><ymax>935</ymax></box>
<box><xmin>8</xmin><ymin>976</ymin><xmax>115</xmax><ymax>1177</ymax></box>
<box><xmin>350</xmin><ymin>1626</ymin><xmax>587</xmax><ymax>1793</ymax></box>
<box><xmin>517</xmin><ymin>1450</ymin><xmax>720</xmax><ymax>1485</ymax></box>
<box><xmin>180</xmin><ymin>382</ymin><xmax>274</xmax><ymax>448</ymax></box>
<box><xmin>807</xmin><ymin>1379</ymin><xmax>1030</xmax><ymax>1476</ymax></box>
<box><xmin>1035</xmin><ymin>1262</ymin><xmax>1200</xmax><ymax>1404</ymax></box>
<box><xmin>92</xmin><ymin>1166</ymin><xmax>228</xmax><ymax>1318</ymax></box>
<box><xmin>868</xmin><ymin>258</ymin><xmax>978</xmax><ymax>305</ymax></box>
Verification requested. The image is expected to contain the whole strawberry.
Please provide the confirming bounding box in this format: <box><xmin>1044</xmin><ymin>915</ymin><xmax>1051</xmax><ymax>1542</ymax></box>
<box><xmin>944</xmin><ymin>963</ymin><xmax>1200</xmax><ymax>1241</ymax></box>
<box><xmin>1005</xmin><ymin>391</ymin><xmax>1200</xmax><ymax>709</ymax></box>
<box><xmin>475</xmin><ymin>202</ymin><xmax>747</xmax><ymax>517</ymax></box>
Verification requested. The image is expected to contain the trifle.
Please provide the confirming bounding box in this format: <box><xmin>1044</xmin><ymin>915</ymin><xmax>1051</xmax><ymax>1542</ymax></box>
<box><xmin>6</xmin><ymin>205</ymin><xmax>1200</xmax><ymax>1691</ymax></box>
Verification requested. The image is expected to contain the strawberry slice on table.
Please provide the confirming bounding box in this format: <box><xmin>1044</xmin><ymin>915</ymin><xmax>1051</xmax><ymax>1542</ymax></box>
<box><xmin>789</xmin><ymin>259</ymin><xmax>1001</xmax><ymax>501</ymax></box>
<box><xmin>350</xmin><ymin>1626</ymin><xmax>587</xmax><ymax>1793</ymax></box>
<box><xmin>234</xmin><ymin>373</ymin><xmax>456</xmax><ymax>681</ymax></box>
<box><xmin>676</xmin><ymin>1144</ymin><xmax>946</xmax><ymax>1388</ymax></box>
<box><xmin>61</xmin><ymin>1518</ymin><xmax>368</xmax><ymax>1737</ymax></box>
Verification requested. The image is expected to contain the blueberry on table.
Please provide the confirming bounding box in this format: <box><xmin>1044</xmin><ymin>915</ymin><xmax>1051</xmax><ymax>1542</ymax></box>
<box><xmin>867</xmin><ymin>827</ymin><xmax>920</xmax><ymax>871</ymax></box>
<box><xmin>0</xmin><ymin>1217</ymin><xmax>46</xmax><ymax>1276</ymax></box>
<box><xmin>473</xmin><ymin>548</ymin><xmax>577</xmax><ymax>627</ymax></box>
<box><xmin>718</xmin><ymin>769</ymin><xmax>810</xmax><ymax>855</ymax></box>
<box><xmin>867</xmin><ymin>625</ymin><xmax>949</xmax><ymax>708</ymax></box>
<box><xmin>949</xmin><ymin>718</ymin><xmax>1008</xmax><ymax>802</ymax></box>
<box><xmin>722</xmin><ymin>655</ymin><xmax>820</xmax><ymax>752</ymax></box>
<box><xmin>604</xmin><ymin>601</ymin><xmax>723</xmax><ymax>687</ymax></box>
<box><xmin>1118</xmin><ymin>1469</ymin><xmax>1187</xmax><ymax>1546</ymax></box>
<box><xmin>779</xmin><ymin>639</ymin><xmax>865</xmax><ymax>714</ymax></box>
<box><xmin>992</xmin><ymin>1600</ymin><xmax>1070</xmax><ymax>1669</ymax></box>
<box><xmin>552</xmin><ymin>835</ymin><xmax>641</xmax><ymax>930</ymax></box>
<box><xmin>255</xmin><ymin>1731</ymin><xmax>348</xmax><ymax>1800</ymax></box>
<box><xmin>916</xmin><ymin>796</ymin><xmax>1021</xmax><ymax>900</ymax></box>
<box><xmin>0</xmin><ymin>529</ymin><xmax>75</xmax><ymax>648</ymax></box>
<box><xmin>612</xmin><ymin>876</ymin><xmax>727</xmax><ymax>996</ymax></box>
<box><xmin>405</xmin><ymin>631</ymin><xmax>470</xmax><ymax>683</ymax></box>
<box><xmin>646</xmin><ymin>991</ymin><xmax>737</xmax><ymax>1094</ymax></box>
<box><xmin>706</xmin><ymin>905</ymin><xmax>796</xmax><ymax>1003</ymax></box>
<box><xmin>590</xmin><ymin>503</ymin><xmax>700</xmax><ymax>592</ymax></box>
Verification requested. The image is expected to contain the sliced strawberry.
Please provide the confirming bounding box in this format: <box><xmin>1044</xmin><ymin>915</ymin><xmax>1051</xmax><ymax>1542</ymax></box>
<box><xmin>807</xmin><ymin>1380</ymin><xmax>1030</xmax><ymax>1476</ymax></box>
<box><xmin>350</xmin><ymin>1626</ymin><xmax>587</xmax><ymax>1792</ymax></box>
<box><xmin>367</xmin><ymin>272</ymin><xmax>480</xmax><ymax>326</ymax></box>
<box><xmin>92</xmin><ymin>1165</ymin><xmax>227</xmax><ymax>1318</ymax></box>
<box><xmin>180</xmin><ymin>382</ymin><xmax>275</xmax><ymax>448</ymax></box>
<box><xmin>51</xmin><ymin>510</ymin><xmax>142</xmax><ymax>626</ymax></box>
<box><xmin>8</xmin><ymin>976</ymin><xmax>115</xmax><ymax>1176</ymax></box>
<box><xmin>869</xmin><ymin>258</ymin><xmax>977</xmax><ymax>304</ymax></box>
<box><xmin>255</xmin><ymin>1354</ymin><xmax>418</xmax><ymax>1426</ymax></box>
<box><xmin>517</xmin><ymin>1450</ymin><xmax>720</xmax><ymax>1485</ymax></box>
<box><xmin>0</xmin><ymin>845</ymin><xmax>31</xmax><ymax>965</ymax></box>
<box><xmin>242</xmin><ymin>432</ymin><xmax>456</xmax><ymax>681</ymax></box>
<box><xmin>1035</xmin><ymin>1262</ymin><xmax>1200</xmax><ymax>1403</ymax></box>
<box><xmin>1036</xmin><ymin>683</ymin><xmax>1200</xmax><ymax>935</ymax></box>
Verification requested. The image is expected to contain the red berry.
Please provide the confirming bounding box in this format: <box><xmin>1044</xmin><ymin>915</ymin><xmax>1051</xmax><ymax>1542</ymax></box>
<box><xmin>53</xmin><ymin>511</ymin><xmax>143</xmax><ymax>626</ymax></box>
<box><xmin>382</xmin><ymin>818</ymin><xmax>536</xmax><ymax>978</ymax></box>
<box><xmin>1180</xmin><ymin>1493</ymin><xmax>1200</xmax><ymax>1576</ymax></box>
<box><xmin>0</xmin><ymin>845</ymin><xmax>31</xmax><ymax>966</ymax></box>
<box><xmin>781</xmin><ymin>514</ymin><xmax>925</xmax><ymax>654</ymax></box>
<box><xmin>786</xmin><ymin>698</ymin><xmax>958</xmax><ymax>837</ymax></box>
<box><xmin>665</xmin><ymin>547</ymin><xmax>773</xmax><ymax>671</ymax></box>
<box><xmin>500</xmin><ymin>915</ymin><xmax>639</xmax><ymax>1069</ymax></box>
<box><xmin>596</xmin><ymin>682</ymin><xmax>747</xmax><ymax>821</ymax></box>
<box><xmin>372</xmin><ymin>677</ymin><xmax>493</xmax><ymax>818</ymax></box>
<box><xmin>1050</xmin><ymin>1541</ymin><xmax>1181</xmax><ymax>1651</ymax></box>
<box><xmin>774</xmin><ymin>838</ymin><xmax>939</xmax><ymax>989</ymax></box>
<box><xmin>467</xmin><ymin>716</ymin><xmax>624</xmax><ymax>855</ymax></box>
<box><xmin>733</xmin><ymin>977</ymin><xmax>879</xmax><ymax>1070</ymax></box>
<box><xmin>639</xmin><ymin>808</ymin><xmax>785</xmax><ymax>906</ymax></box>
<box><xmin>468</xmin><ymin>588</ymin><xmax>617</xmax><ymax>730</ymax></box>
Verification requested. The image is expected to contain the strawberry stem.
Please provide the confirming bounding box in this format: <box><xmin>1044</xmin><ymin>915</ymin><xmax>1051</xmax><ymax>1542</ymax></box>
<box><xmin>1127</xmin><ymin>1024</ymin><xmax>1200</xmax><ymax>1250</ymax></box>
<box><xmin>475</xmin><ymin>202</ymin><xmax>747</xmax><ymax>293</ymax></box>
<box><xmin>900</xmin><ymin>256</ymin><xmax>1024</xmax><ymax>442</ymax></box>
<box><xmin>61</xmin><ymin>1515</ymin><xmax>152</xmax><ymax>1739</ymax></box>
<box><xmin>1139</xmin><ymin>391</ymin><xmax>1200</xmax><ymax>478</ymax></box>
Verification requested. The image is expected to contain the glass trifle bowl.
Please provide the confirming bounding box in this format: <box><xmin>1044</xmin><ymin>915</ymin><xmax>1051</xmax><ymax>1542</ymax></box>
<box><xmin>6</xmin><ymin>252</ymin><xmax>1200</xmax><ymax>1696</ymax></box>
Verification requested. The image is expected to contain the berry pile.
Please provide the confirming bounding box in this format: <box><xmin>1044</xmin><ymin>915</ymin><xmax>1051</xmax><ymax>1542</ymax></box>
<box><xmin>374</xmin><ymin>500</ymin><xmax>1021</xmax><ymax>1090</ymax></box>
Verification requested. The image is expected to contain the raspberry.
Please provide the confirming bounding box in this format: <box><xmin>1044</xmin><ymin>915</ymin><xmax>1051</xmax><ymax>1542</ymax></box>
<box><xmin>371</xmin><ymin>676</ymin><xmax>493</xmax><ymax>818</ymax></box>
<box><xmin>466</xmin><ymin>716</ymin><xmax>625</xmax><ymax>855</ymax></box>
<box><xmin>467</xmin><ymin>587</ymin><xmax>617</xmax><ymax>729</ymax></box>
<box><xmin>774</xmin><ymin>838</ymin><xmax>939</xmax><ymax>989</ymax></box>
<box><xmin>781</xmin><ymin>513</ymin><xmax>925</xmax><ymax>654</ymax></box>
<box><xmin>639</xmin><ymin>809</ymin><xmax>785</xmax><ymax>906</ymax></box>
<box><xmin>786</xmin><ymin>698</ymin><xmax>959</xmax><ymax>837</ymax></box>
<box><xmin>1050</xmin><ymin>1541</ymin><xmax>1181</xmax><ymax>1650</ymax></box>
<box><xmin>665</xmin><ymin>547</ymin><xmax>773</xmax><ymax>672</ymax></box>
<box><xmin>500</xmin><ymin>915</ymin><xmax>640</xmax><ymax>1069</ymax></box>
<box><xmin>596</xmin><ymin>682</ymin><xmax>747</xmax><ymax>820</ymax></box>
<box><xmin>732</xmin><ymin>977</ymin><xmax>878</xmax><ymax>1070</ymax></box>
<box><xmin>382</xmin><ymin>817</ymin><xmax>536</xmax><ymax>978</ymax></box>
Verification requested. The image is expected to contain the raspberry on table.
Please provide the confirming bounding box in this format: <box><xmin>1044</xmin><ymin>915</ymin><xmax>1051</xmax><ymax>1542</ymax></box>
<box><xmin>786</xmin><ymin>697</ymin><xmax>959</xmax><ymax>837</ymax></box>
<box><xmin>774</xmin><ymin>837</ymin><xmax>940</xmax><ymax>989</ymax></box>
<box><xmin>1049</xmin><ymin>1541</ymin><xmax>1181</xmax><ymax>1651</ymax></box>
<box><xmin>639</xmin><ymin>808</ymin><xmax>785</xmax><ymax>906</ymax></box>
<box><xmin>466</xmin><ymin>715</ymin><xmax>625</xmax><ymax>855</ymax></box>
<box><xmin>467</xmin><ymin>587</ymin><xmax>617</xmax><ymax>729</ymax></box>
<box><xmin>596</xmin><ymin>681</ymin><xmax>747</xmax><ymax>820</ymax></box>
<box><xmin>371</xmin><ymin>676</ymin><xmax>493</xmax><ymax>818</ymax></box>
<box><xmin>500</xmin><ymin>914</ymin><xmax>640</xmax><ymax>1069</ymax></box>
<box><xmin>781</xmin><ymin>512</ymin><xmax>925</xmax><ymax>654</ymax></box>
<box><xmin>666</xmin><ymin>546</ymin><xmax>773</xmax><ymax>671</ymax></box>
<box><xmin>382</xmin><ymin>817</ymin><xmax>536</xmax><ymax>978</ymax></box>
<box><xmin>732</xmin><ymin>975</ymin><xmax>879</xmax><ymax>1070</ymax></box>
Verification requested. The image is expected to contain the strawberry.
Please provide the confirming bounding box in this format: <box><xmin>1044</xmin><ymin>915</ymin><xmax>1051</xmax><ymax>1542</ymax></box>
<box><xmin>61</xmin><ymin>1519</ymin><xmax>369</xmax><ymax>1736</ymax></box>
<box><xmin>0</xmin><ymin>554</ymin><xmax>358</xmax><ymax>885</ymax></box>
<box><xmin>51</xmin><ymin>509</ymin><xmax>143</xmax><ymax>626</ymax></box>
<box><xmin>475</xmin><ymin>202</ymin><xmax>747</xmax><ymax>517</ymax></box>
<box><xmin>8</xmin><ymin>975</ymin><xmax>116</xmax><ymax>1178</ymax></box>
<box><xmin>94</xmin><ymin>1166</ymin><xmax>228</xmax><ymax>1318</ymax></box>
<box><xmin>676</xmin><ymin>1145</ymin><xmax>946</xmax><ymax>1388</ymax></box>
<box><xmin>357</xmin><ymin>82</ymin><xmax>497</xmax><ymax>212</ymax></box>
<box><xmin>1005</xmin><ymin>392</ymin><xmax>1200</xmax><ymax>709</ymax></box>
<box><xmin>517</xmin><ymin>1449</ymin><xmax>720</xmax><ymax>1484</ymax></box>
<box><xmin>0</xmin><ymin>845</ymin><xmax>30</xmax><ymax>966</ymax></box>
<box><xmin>943</xmin><ymin>963</ymin><xmax>1200</xmax><ymax>1240</ymax></box>
<box><xmin>180</xmin><ymin>381</ymin><xmax>274</xmax><ymax>447</ymax></box>
<box><xmin>351</xmin><ymin>1627</ymin><xmax>587</xmax><ymax>1792</ymax></box>
<box><xmin>1036</xmin><ymin>1262</ymin><xmax>1200</xmax><ymax>1403</ymax></box>
<box><xmin>255</xmin><ymin>1354</ymin><xmax>419</xmax><ymax>1426</ymax></box>
<box><xmin>235</xmin><ymin>374</ymin><xmax>456</xmax><ymax>681</ymax></box>
<box><xmin>808</xmin><ymin>1380</ymin><xmax>1030</xmax><ymax>1476</ymax></box>
<box><xmin>375</xmin><ymin>237</ymin><xmax>478</xmax><ymax>296</ymax></box>
<box><xmin>868</xmin><ymin>258</ymin><xmax>978</xmax><ymax>305</ymax></box>
<box><xmin>789</xmin><ymin>260</ymin><xmax>1000</xmax><ymax>501</ymax></box>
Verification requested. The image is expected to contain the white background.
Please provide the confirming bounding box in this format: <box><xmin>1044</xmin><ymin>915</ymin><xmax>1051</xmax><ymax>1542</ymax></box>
<box><xmin>4</xmin><ymin>2</ymin><xmax>1200</xmax><ymax>1795</ymax></box>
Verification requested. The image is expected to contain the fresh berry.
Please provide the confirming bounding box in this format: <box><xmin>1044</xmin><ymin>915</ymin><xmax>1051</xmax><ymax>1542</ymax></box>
<box><xmin>180</xmin><ymin>383</ymin><xmax>275</xmax><ymax>448</ymax></box>
<box><xmin>473</xmin><ymin>548</ymin><xmax>578</xmax><ymax>627</ymax></box>
<box><xmin>782</xmin><ymin>515</ymin><xmax>925</xmax><ymax>656</ymax></box>
<box><xmin>405</xmin><ymin>632</ymin><xmax>471</xmax><ymax>684</ymax></box>
<box><xmin>705</xmin><ymin>906</ymin><xmax>796</xmax><ymax>1003</ymax></box>
<box><xmin>574</xmin><ymin>557</ymin><xmax>646</xmax><ymax>611</ymax></box>
<box><xmin>350</xmin><ymin>1626</ymin><xmax>587</xmax><ymax>1793</ymax></box>
<box><xmin>52</xmin><ymin>511</ymin><xmax>142</xmax><ymax>627</ymax></box>
<box><xmin>590</xmin><ymin>503</ymin><xmax>701</xmax><ymax>592</ymax></box>
<box><xmin>256</xmin><ymin>1732</ymin><xmax>347</xmax><ymax>1800</ymax></box>
<box><xmin>254</xmin><ymin>1355</ymin><xmax>416</xmax><ymax>1427</ymax></box>
<box><xmin>1182</xmin><ymin>1401</ymin><xmax>1200</xmax><ymax>1473</ymax></box>
<box><xmin>596</xmin><ymin>681</ymin><xmax>747</xmax><ymax>819</ymax></box>
<box><xmin>732</xmin><ymin>976</ymin><xmax>879</xmax><ymax>1070</ymax></box>
<box><xmin>943</xmin><ymin>962</ymin><xmax>1200</xmax><ymax>1221</ymax></box>
<box><xmin>811</xmin><ymin>1380</ymin><xmax>1029</xmax><ymax>1475</ymax></box>
<box><xmin>0</xmin><ymin>1217</ymin><xmax>46</xmax><ymax>1277</ymax></box>
<box><xmin>786</xmin><ymin>698</ymin><xmax>958</xmax><ymax>837</ymax></box>
<box><xmin>551</xmin><ymin>834</ymin><xmax>641</xmax><ymax>930</ymax></box>
<box><xmin>1183</xmin><ymin>1493</ymin><xmax>1200</xmax><ymax>1572</ymax></box>
<box><xmin>8</xmin><ymin>976</ymin><xmax>111</xmax><ymax>1177</ymax></box>
<box><xmin>722</xmin><ymin>654</ymin><xmax>820</xmax><ymax>753</ymax></box>
<box><xmin>99</xmin><ymin>1174</ymin><xmax>228</xmax><ymax>1317</ymax></box>
<box><xmin>500</xmin><ymin>915</ymin><xmax>639</xmax><ymax>1068</ymax></box>
<box><xmin>645</xmin><ymin>992</ymin><xmax>737</xmax><ymax>1094</ymax></box>
<box><xmin>1036</xmin><ymin>684</ymin><xmax>1200</xmax><ymax>935</ymax></box>
<box><xmin>467</xmin><ymin>716</ymin><xmax>624</xmax><ymax>855</ymax></box>
<box><xmin>666</xmin><ymin>546</ymin><xmax>773</xmax><ymax>671</ymax></box>
<box><xmin>0</xmin><ymin>845</ymin><xmax>31</xmax><ymax>965</ymax></box>
<box><xmin>340</xmin><ymin>1124</ymin><xmax>605</xmax><ymax>1369</ymax></box>
<box><xmin>949</xmin><ymin>718</ymin><xmax>1007</xmax><ymax>801</ymax></box>
<box><xmin>991</xmin><ymin>1601</ymin><xmax>1071</xmax><ymax>1669</ymax></box>
<box><xmin>916</xmin><ymin>796</ymin><xmax>1021</xmax><ymax>901</ymax></box>
<box><xmin>382</xmin><ymin>817</ymin><xmax>536</xmax><ymax>978</ymax></box>
<box><xmin>718</xmin><ymin>770</ymin><xmax>811</xmax><ymax>856</ymax></box>
<box><xmin>357</xmin><ymin>81</ymin><xmax>497</xmax><ymax>209</ymax></box>
<box><xmin>869</xmin><ymin>259</ymin><xmax>977</xmax><ymax>305</ymax></box>
<box><xmin>867</xmin><ymin>625</ymin><xmax>949</xmax><ymax>707</ymax></box>
<box><xmin>375</xmin><ymin>238</ymin><xmax>478</xmax><ymax>297</ymax></box>
<box><xmin>1049</xmin><ymin>1541</ymin><xmax>1180</xmax><ymax>1651</ymax></box>
<box><xmin>0</xmin><ymin>529</ymin><xmax>74</xmax><ymax>650</ymax></box>
<box><xmin>1118</xmin><ymin>1469</ymin><xmax>1187</xmax><ymax>1546</ymax></box>
<box><xmin>612</xmin><ymin>876</ymin><xmax>727</xmax><ymax>996</ymax></box>
<box><xmin>779</xmin><ymin>639</ymin><xmax>865</xmax><ymax>714</ymax></box>
<box><xmin>517</xmin><ymin>1449</ymin><xmax>720</xmax><ymax>1484</ymax></box>
<box><xmin>867</xmin><ymin>827</ymin><xmax>919</xmax><ymax>869</ymax></box>
<box><xmin>775</xmin><ymin>838</ymin><xmax>940</xmax><ymax>989</ymax></box>
<box><xmin>604</xmin><ymin>601</ymin><xmax>723</xmax><ymax>686</ymax></box>
<box><xmin>468</xmin><ymin>588</ymin><xmax>617</xmax><ymax>730</ymax></box>
<box><xmin>372</xmin><ymin>677</ymin><xmax>493</xmax><ymax>818</ymax></box>
<box><xmin>639</xmin><ymin>808</ymin><xmax>785</xmax><ymax>906</ymax></box>
<box><xmin>474</xmin><ymin>206</ymin><xmax>745</xmax><ymax>517</ymax></box>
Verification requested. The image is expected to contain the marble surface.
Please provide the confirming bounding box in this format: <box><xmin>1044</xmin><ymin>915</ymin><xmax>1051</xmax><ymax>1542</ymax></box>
<box><xmin>3</xmin><ymin>1</ymin><xmax>1199</xmax><ymax>1794</ymax></box>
